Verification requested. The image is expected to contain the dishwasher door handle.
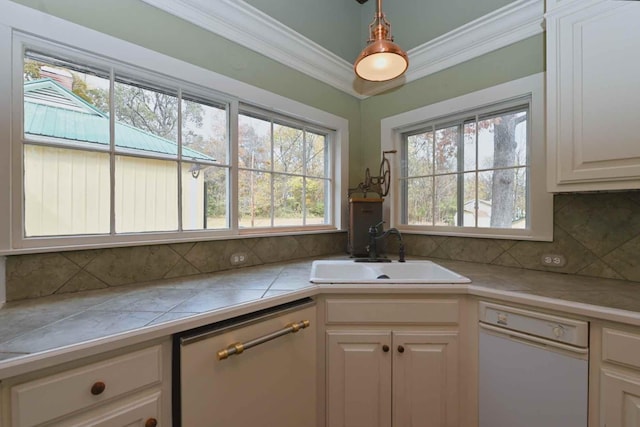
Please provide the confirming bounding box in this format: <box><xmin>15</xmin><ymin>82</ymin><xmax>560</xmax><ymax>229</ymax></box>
<box><xmin>217</xmin><ymin>320</ymin><xmax>311</xmax><ymax>360</ymax></box>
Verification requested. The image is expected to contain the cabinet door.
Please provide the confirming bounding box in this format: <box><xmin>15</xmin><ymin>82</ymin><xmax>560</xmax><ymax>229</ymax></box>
<box><xmin>547</xmin><ymin>0</ymin><xmax>640</xmax><ymax>191</ymax></box>
<box><xmin>601</xmin><ymin>368</ymin><xmax>640</xmax><ymax>427</ymax></box>
<box><xmin>393</xmin><ymin>332</ymin><xmax>459</xmax><ymax>427</ymax></box>
<box><xmin>326</xmin><ymin>331</ymin><xmax>392</xmax><ymax>427</ymax></box>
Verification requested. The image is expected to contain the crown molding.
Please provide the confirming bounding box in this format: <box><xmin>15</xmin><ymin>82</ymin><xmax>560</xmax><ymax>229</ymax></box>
<box><xmin>138</xmin><ymin>0</ymin><xmax>356</xmax><ymax>94</ymax></box>
<box><xmin>140</xmin><ymin>0</ymin><xmax>544</xmax><ymax>99</ymax></box>
<box><xmin>408</xmin><ymin>0</ymin><xmax>544</xmax><ymax>82</ymax></box>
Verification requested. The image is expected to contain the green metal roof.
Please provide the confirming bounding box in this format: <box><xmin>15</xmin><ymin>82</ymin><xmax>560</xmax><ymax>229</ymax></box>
<box><xmin>23</xmin><ymin>79</ymin><xmax>215</xmax><ymax>162</ymax></box>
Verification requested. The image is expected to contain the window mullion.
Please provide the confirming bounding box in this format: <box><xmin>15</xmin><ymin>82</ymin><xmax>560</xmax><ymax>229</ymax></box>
<box><xmin>456</xmin><ymin>123</ymin><xmax>464</xmax><ymax>227</ymax></box>
<box><xmin>430</xmin><ymin>125</ymin><xmax>436</xmax><ymax>226</ymax></box>
<box><xmin>177</xmin><ymin>88</ymin><xmax>183</xmax><ymax>232</ymax></box>
<box><xmin>229</xmin><ymin>100</ymin><xmax>239</xmax><ymax>232</ymax></box>
<box><xmin>474</xmin><ymin>114</ymin><xmax>479</xmax><ymax>228</ymax></box>
<box><xmin>270</xmin><ymin>120</ymin><xmax>275</xmax><ymax>227</ymax></box>
<box><xmin>302</xmin><ymin>129</ymin><xmax>307</xmax><ymax>226</ymax></box>
<box><xmin>109</xmin><ymin>68</ymin><xmax>116</xmax><ymax>236</ymax></box>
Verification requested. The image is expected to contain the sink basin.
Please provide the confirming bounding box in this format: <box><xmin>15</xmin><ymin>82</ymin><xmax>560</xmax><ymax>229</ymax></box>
<box><xmin>309</xmin><ymin>260</ymin><xmax>471</xmax><ymax>284</ymax></box>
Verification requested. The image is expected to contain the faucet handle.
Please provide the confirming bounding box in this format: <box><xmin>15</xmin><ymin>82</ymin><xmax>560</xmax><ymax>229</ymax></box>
<box><xmin>369</xmin><ymin>221</ymin><xmax>385</xmax><ymax>234</ymax></box>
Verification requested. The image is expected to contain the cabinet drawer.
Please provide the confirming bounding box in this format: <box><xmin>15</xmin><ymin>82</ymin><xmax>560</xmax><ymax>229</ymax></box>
<box><xmin>326</xmin><ymin>299</ymin><xmax>458</xmax><ymax>324</ymax></box>
<box><xmin>11</xmin><ymin>346</ymin><xmax>162</xmax><ymax>427</ymax></box>
<box><xmin>56</xmin><ymin>390</ymin><xmax>161</xmax><ymax>427</ymax></box>
<box><xmin>602</xmin><ymin>328</ymin><xmax>640</xmax><ymax>370</ymax></box>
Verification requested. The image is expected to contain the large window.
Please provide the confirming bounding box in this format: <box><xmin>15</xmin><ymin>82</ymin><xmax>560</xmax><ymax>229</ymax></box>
<box><xmin>402</xmin><ymin>103</ymin><xmax>528</xmax><ymax>229</ymax></box>
<box><xmin>381</xmin><ymin>74</ymin><xmax>552</xmax><ymax>241</ymax></box>
<box><xmin>238</xmin><ymin>109</ymin><xmax>330</xmax><ymax>229</ymax></box>
<box><xmin>17</xmin><ymin>46</ymin><xmax>335</xmax><ymax>246</ymax></box>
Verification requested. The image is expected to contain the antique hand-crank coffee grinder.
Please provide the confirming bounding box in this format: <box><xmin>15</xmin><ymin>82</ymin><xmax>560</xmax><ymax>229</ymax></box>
<box><xmin>347</xmin><ymin>150</ymin><xmax>396</xmax><ymax>257</ymax></box>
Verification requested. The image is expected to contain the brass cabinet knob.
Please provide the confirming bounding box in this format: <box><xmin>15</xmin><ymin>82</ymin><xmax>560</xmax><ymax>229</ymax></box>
<box><xmin>90</xmin><ymin>381</ymin><xmax>106</xmax><ymax>395</ymax></box>
<box><xmin>397</xmin><ymin>345</ymin><xmax>405</xmax><ymax>353</ymax></box>
<box><xmin>145</xmin><ymin>418</ymin><xmax>158</xmax><ymax>427</ymax></box>
<box><xmin>382</xmin><ymin>344</ymin><xmax>390</xmax><ymax>352</ymax></box>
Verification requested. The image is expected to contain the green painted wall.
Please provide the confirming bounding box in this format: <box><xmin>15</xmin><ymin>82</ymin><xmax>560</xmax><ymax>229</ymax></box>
<box><xmin>355</xmin><ymin>34</ymin><xmax>545</xmax><ymax>177</ymax></box>
<box><xmin>244</xmin><ymin>0</ymin><xmax>363</xmax><ymax>62</ymax></box>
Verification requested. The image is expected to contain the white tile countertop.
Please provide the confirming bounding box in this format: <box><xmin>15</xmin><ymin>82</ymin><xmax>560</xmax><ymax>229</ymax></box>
<box><xmin>1</xmin><ymin>255</ymin><xmax>640</xmax><ymax>378</ymax></box>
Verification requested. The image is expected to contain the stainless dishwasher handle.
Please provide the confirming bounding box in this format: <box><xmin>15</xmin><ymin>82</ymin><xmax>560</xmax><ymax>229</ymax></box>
<box><xmin>217</xmin><ymin>319</ymin><xmax>311</xmax><ymax>360</ymax></box>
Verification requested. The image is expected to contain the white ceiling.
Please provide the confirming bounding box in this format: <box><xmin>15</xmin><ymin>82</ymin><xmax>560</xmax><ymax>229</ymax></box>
<box><xmin>139</xmin><ymin>0</ymin><xmax>544</xmax><ymax>98</ymax></box>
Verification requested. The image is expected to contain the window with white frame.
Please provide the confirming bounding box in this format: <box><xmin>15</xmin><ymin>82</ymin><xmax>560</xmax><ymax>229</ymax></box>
<box><xmin>19</xmin><ymin>47</ymin><xmax>334</xmax><ymax>244</ymax></box>
<box><xmin>402</xmin><ymin>101</ymin><xmax>528</xmax><ymax>229</ymax></box>
<box><xmin>381</xmin><ymin>74</ymin><xmax>552</xmax><ymax>241</ymax></box>
<box><xmin>238</xmin><ymin>108</ymin><xmax>331</xmax><ymax>229</ymax></box>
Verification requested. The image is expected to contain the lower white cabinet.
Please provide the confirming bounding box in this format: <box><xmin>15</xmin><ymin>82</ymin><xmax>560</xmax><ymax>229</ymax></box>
<box><xmin>326</xmin><ymin>330</ymin><xmax>458</xmax><ymax>427</ymax></box>
<box><xmin>593</xmin><ymin>325</ymin><xmax>640</xmax><ymax>426</ymax></box>
<box><xmin>322</xmin><ymin>297</ymin><xmax>466</xmax><ymax>427</ymax></box>
<box><xmin>392</xmin><ymin>332</ymin><xmax>458</xmax><ymax>427</ymax></box>
<box><xmin>601</xmin><ymin>369</ymin><xmax>640</xmax><ymax>427</ymax></box>
<box><xmin>1</xmin><ymin>340</ymin><xmax>170</xmax><ymax>427</ymax></box>
<box><xmin>326</xmin><ymin>331</ymin><xmax>391</xmax><ymax>427</ymax></box>
<box><xmin>53</xmin><ymin>390</ymin><xmax>161</xmax><ymax>427</ymax></box>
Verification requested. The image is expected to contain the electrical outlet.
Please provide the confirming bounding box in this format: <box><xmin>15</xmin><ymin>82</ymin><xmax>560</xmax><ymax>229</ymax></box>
<box><xmin>230</xmin><ymin>252</ymin><xmax>248</xmax><ymax>265</ymax></box>
<box><xmin>541</xmin><ymin>254</ymin><xmax>566</xmax><ymax>267</ymax></box>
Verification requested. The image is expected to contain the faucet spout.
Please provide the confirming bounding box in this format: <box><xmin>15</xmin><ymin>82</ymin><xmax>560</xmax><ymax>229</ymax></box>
<box><xmin>364</xmin><ymin>223</ymin><xmax>406</xmax><ymax>262</ymax></box>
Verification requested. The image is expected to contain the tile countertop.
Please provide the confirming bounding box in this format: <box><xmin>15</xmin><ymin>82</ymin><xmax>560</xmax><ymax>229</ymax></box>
<box><xmin>1</xmin><ymin>255</ymin><xmax>640</xmax><ymax>378</ymax></box>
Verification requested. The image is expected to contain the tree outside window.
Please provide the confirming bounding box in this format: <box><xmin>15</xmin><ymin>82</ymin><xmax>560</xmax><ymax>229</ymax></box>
<box><xmin>402</xmin><ymin>105</ymin><xmax>529</xmax><ymax>230</ymax></box>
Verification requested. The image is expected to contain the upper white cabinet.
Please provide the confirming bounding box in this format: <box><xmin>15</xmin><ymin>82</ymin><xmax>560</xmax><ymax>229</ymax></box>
<box><xmin>546</xmin><ymin>0</ymin><xmax>640</xmax><ymax>192</ymax></box>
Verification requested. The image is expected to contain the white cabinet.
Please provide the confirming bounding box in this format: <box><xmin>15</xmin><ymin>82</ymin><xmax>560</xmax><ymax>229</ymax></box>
<box><xmin>327</xmin><ymin>330</ymin><xmax>458</xmax><ymax>427</ymax></box>
<box><xmin>326</xmin><ymin>331</ymin><xmax>391</xmax><ymax>427</ymax></box>
<box><xmin>546</xmin><ymin>0</ymin><xmax>640</xmax><ymax>191</ymax></box>
<box><xmin>1</xmin><ymin>341</ymin><xmax>170</xmax><ymax>427</ymax></box>
<box><xmin>322</xmin><ymin>297</ymin><xmax>466</xmax><ymax>427</ymax></box>
<box><xmin>601</xmin><ymin>369</ymin><xmax>640</xmax><ymax>427</ymax></box>
<box><xmin>393</xmin><ymin>331</ymin><xmax>458</xmax><ymax>427</ymax></box>
<box><xmin>593</xmin><ymin>325</ymin><xmax>640</xmax><ymax>426</ymax></box>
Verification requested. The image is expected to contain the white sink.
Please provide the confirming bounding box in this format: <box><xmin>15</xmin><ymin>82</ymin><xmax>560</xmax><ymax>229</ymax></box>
<box><xmin>309</xmin><ymin>260</ymin><xmax>471</xmax><ymax>284</ymax></box>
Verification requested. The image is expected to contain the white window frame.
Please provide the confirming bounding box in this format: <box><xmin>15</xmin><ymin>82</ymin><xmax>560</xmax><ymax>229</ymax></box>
<box><xmin>237</xmin><ymin>105</ymin><xmax>334</xmax><ymax>232</ymax></box>
<box><xmin>381</xmin><ymin>73</ymin><xmax>552</xmax><ymax>241</ymax></box>
<box><xmin>0</xmin><ymin>0</ymin><xmax>349</xmax><ymax>254</ymax></box>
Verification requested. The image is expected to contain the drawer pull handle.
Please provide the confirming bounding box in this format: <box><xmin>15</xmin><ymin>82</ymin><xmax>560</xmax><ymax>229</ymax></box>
<box><xmin>145</xmin><ymin>418</ymin><xmax>158</xmax><ymax>427</ymax></box>
<box><xmin>397</xmin><ymin>345</ymin><xmax>405</xmax><ymax>353</ymax></box>
<box><xmin>382</xmin><ymin>344</ymin><xmax>390</xmax><ymax>352</ymax></box>
<box><xmin>90</xmin><ymin>381</ymin><xmax>106</xmax><ymax>395</ymax></box>
<box><xmin>217</xmin><ymin>320</ymin><xmax>311</xmax><ymax>360</ymax></box>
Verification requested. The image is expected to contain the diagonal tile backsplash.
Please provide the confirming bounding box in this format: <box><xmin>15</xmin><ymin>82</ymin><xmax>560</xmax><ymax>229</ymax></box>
<box><xmin>398</xmin><ymin>192</ymin><xmax>640</xmax><ymax>283</ymax></box>
<box><xmin>6</xmin><ymin>192</ymin><xmax>640</xmax><ymax>302</ymax></box>
<box><xmin>5</xmin><ymin>232</ymin><xmax>347</xmax><ymax>301</ymax></box>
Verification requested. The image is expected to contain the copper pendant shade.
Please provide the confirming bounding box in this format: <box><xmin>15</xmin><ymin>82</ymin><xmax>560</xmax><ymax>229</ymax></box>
<box><xmin>354</xmin><ymin>0</ymin><xmax>408</xmax><ymax>82</ymax></box>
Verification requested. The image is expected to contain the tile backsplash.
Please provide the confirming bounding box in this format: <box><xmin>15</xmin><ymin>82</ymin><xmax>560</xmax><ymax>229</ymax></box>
<box><xmin>6</xmin><ymin>192</ymin><xmax>640</xmax><ymax>301</ymax></box>
<box><xmin>396</xmin><ymin>192</ymin><xmax>640</xmax><ymax>282</ymax></box>
<box><xmin>5</xmin><ymin>232</ymin><xmax>346</xmax><ymax>301</ymax></box>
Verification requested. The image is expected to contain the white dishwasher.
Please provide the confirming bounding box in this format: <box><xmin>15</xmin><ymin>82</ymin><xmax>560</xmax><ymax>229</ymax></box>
<box><xmin>174</xmin><ymin>298</ymin><xmax>317</xmax><ymax>427</ymax></box>
<box><xmin>478</xmin><ymin>301</ymin><xmax>589</xmax><ymax>427</ymax></box>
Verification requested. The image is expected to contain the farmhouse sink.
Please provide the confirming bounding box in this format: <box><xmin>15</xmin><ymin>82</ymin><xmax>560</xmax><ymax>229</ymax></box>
<box><xmin>309</xmin><ymin>260</ymin><xmax>471</xmax><ymax>284</ymax></box>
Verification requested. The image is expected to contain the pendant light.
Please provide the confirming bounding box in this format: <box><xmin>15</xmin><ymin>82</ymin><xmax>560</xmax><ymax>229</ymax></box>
<box><xmin>354</xmin><ymin>0</ymin><xmax>408</xmax><ymax>82</ymax></box>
